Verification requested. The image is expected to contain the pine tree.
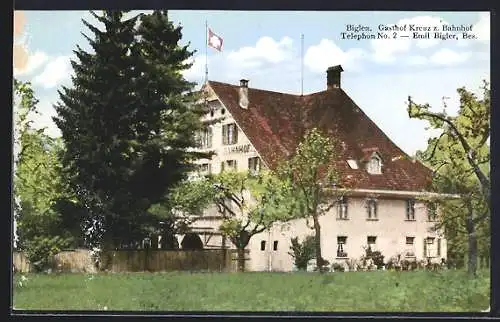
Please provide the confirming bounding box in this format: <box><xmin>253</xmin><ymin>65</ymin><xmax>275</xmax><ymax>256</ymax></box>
<box><xmin>53</xmin><ymin>10</ymin><xmax>207</xmax><ymax>251</ymax></box>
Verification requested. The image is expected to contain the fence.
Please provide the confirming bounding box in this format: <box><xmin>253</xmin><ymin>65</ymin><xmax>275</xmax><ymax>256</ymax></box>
<box><xmin>13</xmin><ymin>248</ymin><xmax>249</xmax><ymax>273</ymax></box>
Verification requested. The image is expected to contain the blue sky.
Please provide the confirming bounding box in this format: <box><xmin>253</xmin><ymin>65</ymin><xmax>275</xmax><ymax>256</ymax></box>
<box><xmin>14</xmin><ymin>10</ymin><xmax>490</xmax><ymax>156</ymax></box>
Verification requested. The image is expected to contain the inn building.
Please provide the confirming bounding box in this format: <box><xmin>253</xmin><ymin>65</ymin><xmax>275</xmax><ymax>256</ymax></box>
<box><xmin>175</xmin><ymin>65</ymin><xmax>446</xmax><ymax>271</ymax></box>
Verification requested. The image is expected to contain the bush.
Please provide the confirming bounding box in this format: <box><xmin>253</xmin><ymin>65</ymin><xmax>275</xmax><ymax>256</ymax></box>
<box><xmin>314</xmin><ymin>258</ymin><xmax>330</xmax><ymax>272</ymax></box>
<box><xmin>24</xmin><ymin>236</ymin><xmax>70</xmax><ymax>272</ymax></box>
<box><xmin>331</xmin><ymin>262</ymin><xmax>345</xmax><ymax>272</ymax></box>
<box><xmin>288</xmin><ymin>235</ymin><xmax>316</xmax><ymax>271</ymax></box>
<box><xmin>363</xmin><ymin>246</ymin><xmax>385</xmax><ymax>269</ymax></box>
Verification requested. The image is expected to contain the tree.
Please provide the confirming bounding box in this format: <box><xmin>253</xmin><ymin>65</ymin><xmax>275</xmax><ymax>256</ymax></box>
<box><xmin>277</xmin><ymin>128</ymin><xmax>343</xmax><ymax>273</ymax></box>
<box><xmin>167</xmin><ymin>170</ymin><xmax>296</xmax><ymax>272</ymax></box>
<box><xmin>288</xmin><ymin>235</ymin><xmax>316</xmax><ymax>271</ymax></box>
<box><xmin>13</xmin><ymin>80</ymin><xmax>74</xmax><ymax>270</ymax></box>
<box><xmin>53</xmin><ymin>11</ymin><xmax>208</xmax><ymax>253</ymax></box>
<box><xmin>408</xmin><ymin>81</ymin><xmax>490</xmax><ymax>277</ymax></box>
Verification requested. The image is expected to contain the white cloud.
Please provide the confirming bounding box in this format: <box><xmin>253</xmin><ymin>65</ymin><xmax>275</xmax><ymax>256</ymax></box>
<box><xmin>474</xmin><ymin>12</ymin><xmax>490</xmax><ymax>42</ymax></box>
<box><xmin>13</xmin><ymin>50</ymin><xmax>49</xmax><ymax>77</ymax></box>
<box><xmin>371</xmin><ymin>16</ymin><xmax>447</xmax><ymax>63</ymax></box>
<box><xmin>429</xmin><ymin>48</ymin><xmax>471</xmax><ymax>65</ymax></box>
<box><xmin>407</xmin><ymin>55</ymin><xmax>428</xmax><ymax>65</ymax></box>
<box><xmin>227</xmin><ymin>36</ymin><xmax>294</xmax><ymax>68</ymax></box>
<box><xmin>182</xmin><ymin>54</ymin><xmax>207</xmax><ymax>84</ymax></box>
<box><xmin>304</xmin><ymin>39</ymin><xmax>366</xmax><ymax>73</ymax></box>
<box><xmin>33</xmin><ymin>56</ymin><xmax>72</xmax><ymax>89</ymax></box>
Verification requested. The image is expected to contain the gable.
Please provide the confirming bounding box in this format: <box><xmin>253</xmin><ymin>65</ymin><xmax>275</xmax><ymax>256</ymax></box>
<box><xmin>207</xmin><ymin>81</ymin><xmax>432</xmax><ymax>192</ymax></box>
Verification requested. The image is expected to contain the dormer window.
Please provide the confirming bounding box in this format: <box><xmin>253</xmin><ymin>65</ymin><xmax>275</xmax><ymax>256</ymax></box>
<box><xmin>366</xmin><ymin>155</ymin><xmax>382</xmax><ymax>174</ymax></box>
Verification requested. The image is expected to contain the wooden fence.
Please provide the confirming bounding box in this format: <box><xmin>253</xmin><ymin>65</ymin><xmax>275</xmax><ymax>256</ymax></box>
<box><xmin>13</xmin><ymin>248</ymin><xmax>249</xmax><ymax>273</ymax></box>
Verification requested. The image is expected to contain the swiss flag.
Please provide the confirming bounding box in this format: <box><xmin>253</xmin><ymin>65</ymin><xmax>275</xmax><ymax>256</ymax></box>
<box><xmin>208</xmin><ymin>28</ymin><xmax>223</xmax><ymax>52</ymax></box>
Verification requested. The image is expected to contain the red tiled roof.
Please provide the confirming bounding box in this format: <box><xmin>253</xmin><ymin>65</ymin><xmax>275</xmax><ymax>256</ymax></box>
<box><xmin>207</xmin><ymin>80</ymin><xmax>432</xmax><ymax>192</ymax></box>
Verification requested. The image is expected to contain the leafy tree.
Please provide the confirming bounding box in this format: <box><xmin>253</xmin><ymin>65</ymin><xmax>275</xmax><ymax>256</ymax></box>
<box><xmin>277</xmin><ymin>128</ymin><xmax>343</xmax><ymax>273</ymax></box>
<box><xmin>288</xmin><ymin>235</ymin><xmax>316</xmax><ymax>271</ymax></box>
<box><xmin>166</xmin><ymin>170</ymin><xmax>296</xmax><ymax>272</ymax></box>
<box><xmin>53</xmin><ymin>11</ymin><xmax>207</xmax><ymax>253</ymax></box>
<box><xmin>13</xmin><ymin>80</ymin><xmax>74</xmax><ymax>270</ymax></box>
<box><xmin>408</xmin><ymin>81</ymin><xmax>490</xmax><ymax>277</ymax></box>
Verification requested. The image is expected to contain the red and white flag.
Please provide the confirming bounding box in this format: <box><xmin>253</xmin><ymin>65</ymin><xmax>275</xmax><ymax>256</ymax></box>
<box><xmin>208</xmin><ymin>28</ymin><xmax>223</xmax><ymax>51</ymax></box>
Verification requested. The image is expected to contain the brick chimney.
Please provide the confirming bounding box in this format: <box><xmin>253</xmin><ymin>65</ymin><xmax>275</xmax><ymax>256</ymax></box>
<box><xmin>239</xmin><ymin>79</ymin><xmax>249</xmax><ymax>109</ymax></box>
<box><xmin>326</xmin><ymin>65</ymin><xmax>343</xmax><ymax>90</ymax></box>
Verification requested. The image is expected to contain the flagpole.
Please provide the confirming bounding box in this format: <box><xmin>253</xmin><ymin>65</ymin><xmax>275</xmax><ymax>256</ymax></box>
<box><xmin>205</xmin><ymin>20</ymin><xmax>209</xmax><ymax>84</ymax></box>
<box><xmin>300</xmin><ymin>34</ymin><xmax>304</xmax><ymax>96</ymax></box>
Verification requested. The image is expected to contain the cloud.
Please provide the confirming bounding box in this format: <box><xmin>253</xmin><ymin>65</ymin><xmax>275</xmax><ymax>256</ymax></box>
<box><xmin>304</xmin><ymin>39</ymin><xmax>366</xmax><ymax>73</ymax></box>
<box><xmin>406</xmin><ymin>55</ymin><xmax>428</xmax><ymax>65</ymax></box>
<box><xmin>429</xmin><ymin>48</ymin><xmax>471</xmax><ymax>65</ymax></box>
<box><xmin>227</xmin><ymin>36</ymin><xmax>294</xmax><ymax>69</ymax></box>
<box><xmin>474</xmin><ymin>12</ymin><xmax>490</xmax><ymax>42</ymax></box>
<box><xmin>182</xmin><ymin>54</ymin><xmax>207</xmax><ymax>84</ymax></box>
<box><xmin>33</xmin><ymin>55</ymin><xmax>72</xmax><ymax>89</ymax></box>
<box><xmin>14</xmin><ymin>51</ymin><xmax>50</xmax><ymax>77</ymax></box>
<box><xmin>371</xmin><ymin>15</ymin><xmax>448</xmax><ymax>63</ymax></box>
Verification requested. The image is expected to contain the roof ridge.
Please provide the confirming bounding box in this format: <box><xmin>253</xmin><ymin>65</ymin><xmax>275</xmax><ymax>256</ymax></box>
<box><xmin>208</xmin><ymin>80</ymin><xmax>310</xmax><ymax>97</ymax></box>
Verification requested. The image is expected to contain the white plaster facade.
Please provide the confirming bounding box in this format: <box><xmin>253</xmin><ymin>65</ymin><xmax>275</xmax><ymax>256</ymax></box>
<box><xmin>174</xmin><ymin>84</ymin><xmax>447</xmax><ymax>272</ymax></box>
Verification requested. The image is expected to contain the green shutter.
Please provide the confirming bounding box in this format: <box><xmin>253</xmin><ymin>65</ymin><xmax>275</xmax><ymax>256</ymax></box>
<box><xmin>437</xmin><ymin>238</ymin><xmax>441</xmax><ymax>257</ymax></box>
<box><xmin>220</xmin><ymin>162</ymin><xmax>225</xmax><ymax>172</ymax></box>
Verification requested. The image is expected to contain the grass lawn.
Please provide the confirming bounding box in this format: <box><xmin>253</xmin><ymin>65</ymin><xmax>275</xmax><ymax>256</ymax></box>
<box><xmin>13</xmin><ymin>269</ymin><xmax>490</xmax><ymax>312</ymax></box>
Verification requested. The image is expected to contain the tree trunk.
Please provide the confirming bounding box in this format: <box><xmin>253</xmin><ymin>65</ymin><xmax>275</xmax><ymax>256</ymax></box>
<box><xmin>237</xmin><ymin>247</ymin><xmax>246</xmax><ymax>272</ymax></box>
<box><xmin>313</xmin><ymin>215</ymin><xmax>324</xmax><ymax>273</ymax></box>
<box><xmin>466</xmin><ymin>202</ymin><xmax>478</xmax><ymax>278</ymax></box>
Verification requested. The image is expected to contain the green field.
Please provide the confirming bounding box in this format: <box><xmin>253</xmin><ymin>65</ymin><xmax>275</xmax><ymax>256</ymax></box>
<box><xmin>13</xmin><ymin>269</ymin><xmax>490</xmax><ymax>312</ymax></box>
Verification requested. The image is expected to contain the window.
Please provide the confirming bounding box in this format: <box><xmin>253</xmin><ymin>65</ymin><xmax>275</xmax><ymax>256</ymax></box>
<box><xmin>273</xmin><ymin>241</ymin><xmax>278</xmax><ymax>251</ymax></box>
<box><xmin>221</xmin><ymin>108</ymin><xmax>226</xmax><ymax>115</ymax></box>
<box><xmin>337</xmin><ymin>236</ymin><xmax>347</xmax><ymax>258</ymax></box>
<box><xmin>424</xmin><ymin>237</ymin><xmax>436</xmax><ymax>258</ymax></box>
<box><xmin>248</xmin><ymin>157</ymin><xmax>261</xmax><ymax>175</ymax></box>
<box><xmin>197</xmin><ymin>127</ymin><xmax>213</xmax><ymax>149</ymax></box>
<box><xmin>226</xmin><ymin>160</ymin><xmax>237</xmax><ymax>170</ymax></box>
<box><xmin>337</xmin><ymin>196</ymin><xmax>348</xmax><ymax>219</ymax></box>
<box><xmin>260</xmin><ymin>241</ymin><xmax>266</xmax><ymax>251</ymax></box>
<box><xmin>427</xmin><ymin>202</ymin><xmax>437</xmax><ymax>221</ymax></box>
<box><xmin>367</xmin><ymin>156</ymin><xmax>382</xmax><ymax>174</ymax></box>
<box><xmin>367</xmin><ymin>236</ymin><xmax>377</xmax><ymax>245</ymax></box>
<box><xmin>406</xmin><ymin>237</ymin><xmax>415</xmax><ymax>245</ymax></box>
<box><xmin>221</xmin><ymin>160</ymin><xmax>237</xmax><ymax>172</ymax></box>
<box><xmin>222</xmin><ymin>123</ymin><xmax>238</xmax><ymax>145</ymax></box>
<box><xmin>198</xmin><ymin>163</ymin><xmax>212</xmax><ymax>174</ymax></box>
<box><xmin>367</xmin><ymin>199</ymin><xmax>377</xmax><ymax>219</ymax></box>
<box><xmin>405</xmin><ymin>236</ymin><xmax>415</xmax><ymax>257</ymax></box>
<box><xmin>406</xmin><ymin>199</ymin><xmax>415</xmax><ymax>220</ymax></box>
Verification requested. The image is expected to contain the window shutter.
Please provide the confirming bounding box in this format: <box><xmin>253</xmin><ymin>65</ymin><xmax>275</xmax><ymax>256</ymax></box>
<box><xmin>423</xmin><ymin>238</ymin><xmax>427</xmax><ymax>258</ymax></box>
<box><xmin>437</xmin><ymin>238</ymin><xmax>441</xmax><ymax>257</ymax></box>
<box><xmin>374</xmin><ymin>200</ymin><xmax>378</xmax><ymax>219</ymax></box>
<box><xmin>232</xmin><ymin>124</ymin><xmax>238</xmax><ymax>144</ymax></box>
<box><xmin>344</xmin><ymin>198</ymin><xmax>348</xmax><ymax>218</ymax></box>
<box><xmin>220</xmin><ymin>162</ymin><xmax>225</xmax><ymax>172</ymax></box>
<box><xmin>222</xmin><ymin>125</ymin><xmax>227</xmax><ymax>145</ymax></box>
<box><xmin>208</xmin><ymin>128</ymin><xmax>213</xmax><ymax>148</ymax></box>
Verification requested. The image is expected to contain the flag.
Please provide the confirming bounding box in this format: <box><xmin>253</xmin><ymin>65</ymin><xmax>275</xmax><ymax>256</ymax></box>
<box><xmin>208</xmin><ymin>28</ymin><xmax>223</xmax><ymax>51</ymax></box>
